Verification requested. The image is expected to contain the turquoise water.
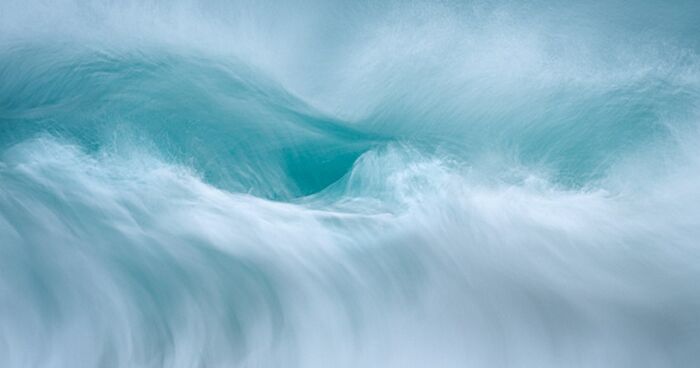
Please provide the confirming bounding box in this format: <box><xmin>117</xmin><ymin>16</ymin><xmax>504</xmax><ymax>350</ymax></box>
<box><xmin>2</xmin><ymin>0</ymin><xmax>700</xmax><ymax>367</ymax></box>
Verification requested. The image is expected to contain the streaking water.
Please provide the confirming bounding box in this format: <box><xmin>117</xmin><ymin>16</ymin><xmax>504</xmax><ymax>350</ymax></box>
<box><xmin>2</xmin><ymin>0</ymin><xmax>700</xmax><ymax>367</ymax></box>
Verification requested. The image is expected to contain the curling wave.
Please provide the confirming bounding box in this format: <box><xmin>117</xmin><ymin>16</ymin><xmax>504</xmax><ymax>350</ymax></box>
<box><xmin>2</xmin><ymin>0</ymin><xmax>700</xmax><ymax>367</ymax></box>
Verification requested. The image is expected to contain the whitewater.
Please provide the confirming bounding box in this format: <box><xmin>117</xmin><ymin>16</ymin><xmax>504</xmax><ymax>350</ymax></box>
<box><xmin>1</xmin><ymin>0</ymin><xmax>700</xmax><ymax>367</ymax></box>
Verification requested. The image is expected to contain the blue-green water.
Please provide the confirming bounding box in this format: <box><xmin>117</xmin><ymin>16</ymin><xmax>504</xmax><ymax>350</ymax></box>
<box><xmin>2</xmin><ymin>0</ymin><xmax>700</xmax><ymax>367</ymax></box>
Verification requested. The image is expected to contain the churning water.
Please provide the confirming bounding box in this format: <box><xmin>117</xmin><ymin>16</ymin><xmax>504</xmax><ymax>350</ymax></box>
<box><xmin>2</xmin><ymin>0</ymin><xmax>700</xmax><ymax>367</ymax></box>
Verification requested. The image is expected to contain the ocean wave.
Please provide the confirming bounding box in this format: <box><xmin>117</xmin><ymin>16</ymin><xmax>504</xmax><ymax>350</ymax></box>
<box><xmin>2</xmin><ymin>0</ymin><xmax>700</xmax><ymax>367</ymax></box>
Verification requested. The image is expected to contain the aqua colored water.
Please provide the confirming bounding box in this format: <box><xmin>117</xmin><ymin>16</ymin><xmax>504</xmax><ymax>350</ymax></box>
<box><xmin>2</xmin><ymin>1</ymin><xmax>700</xmax><ymax>367</ymax></box>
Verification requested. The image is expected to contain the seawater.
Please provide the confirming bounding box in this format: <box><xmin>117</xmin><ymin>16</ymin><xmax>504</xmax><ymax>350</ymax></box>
<box><xmin>2</xmin><ymin>1</ymin><xmax>700</xmax><ymax>367</ymax></box>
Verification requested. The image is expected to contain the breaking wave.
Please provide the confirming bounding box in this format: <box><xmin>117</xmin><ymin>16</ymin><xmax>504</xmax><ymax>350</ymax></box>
<box><xmin>2</xmin><ymin>0</ymin><xmax>700</xmax><ymax>366</ymax></box>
